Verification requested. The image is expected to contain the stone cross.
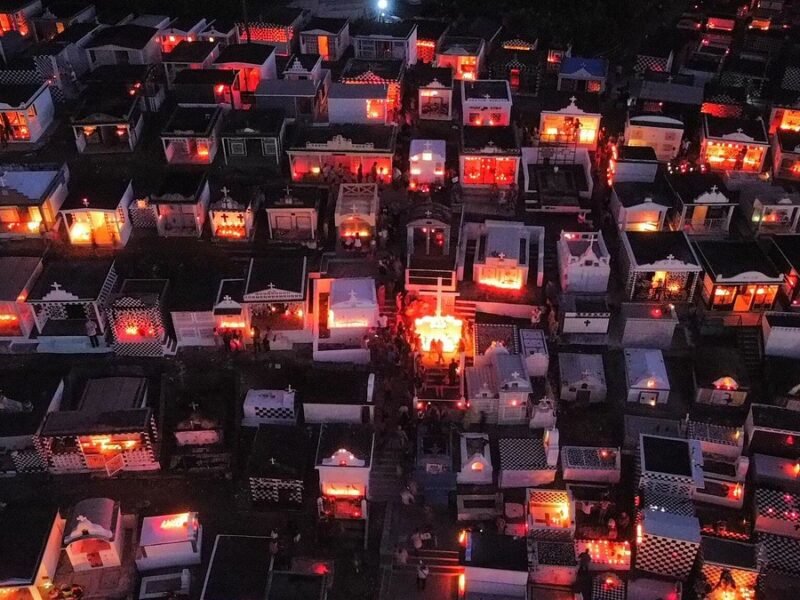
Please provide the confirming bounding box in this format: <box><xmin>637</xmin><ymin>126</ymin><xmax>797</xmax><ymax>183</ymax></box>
<box><xmin>710</xmin><ymin>185</ymin><xmax>718</xmax><ymax>193</ymax></box>
<box><xmin>267</xmin><ymin>283</ymin><xmax>276</xmax><ymax>290</ymax></box>
<box><xmin>498</xmin><ymin>252</ymin><xmax>506</xmax><ymax>260</ymax></box>
<box><xmin>51</xmin><ymin>282</ymin><xmax>62</xmax><ymax>292</ymax></box>
<box><xmin>189</xmin><ymin>401</ymin><xmax>199</xmax><ymax>411</ymax></box>
<box><xmin>220</xmin><ymin>186</ymin><xmax>231</xmax><ymax>198</ymax></box>
<box><xmin>666</xmin><ymin>254</ymin><xmax>675</xmax><ymax>261</ymax></box>
<box><xmin>569</xmin><ymin>96</ymin><xmax>577</xmax><ymax>105</ymax></box>
<box><xmin>425</xmin><ymin>210</ymin><xmax>432</xmax><ymax>218</ymax></box>
<box><xmin>223</xmin><ymin>295</ymin><xmax>232</xmax><ymax>302</ymax></box>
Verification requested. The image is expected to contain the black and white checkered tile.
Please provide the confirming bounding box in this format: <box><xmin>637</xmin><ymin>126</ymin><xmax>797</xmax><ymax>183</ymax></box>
<box><xmin>129</xmin><ymin>207</ymin><xmax>158</xmax><ymax>229</ymax></box>
<box><xmin>687</xmin><ymin>421</ymin><xmax>739</xmax><ymax>447</ymax></box>
<box><xmin>642</xmin><ymin>492</ymin><xmax>696</xmax><ymax>517</ymax></box>
<box><xmin>592</xmin><ymin>574</ymin><xmax>626</xmax><ymax>600</ymax></box>
<box><xmin>249</xmin><ymin>477</ymin><xmax>303</xmax><ymax>504</ymax></box>
<box><xmin>0</xmin><ymin>67</ymin><xmax>41</xmax><ymax>87</ymax></box>
<box><xmin>701</xmin><ymin>564</ymin><xmax>758</xmax><ymax>591</ymax></box>
<box><xmin>782</xmin><ymin>67</ymin><xmax>800</xmax><ymax>92</ymax></box>
<box><xmin>755</xmin><ymin>488</ymin><xmax>799</xmax><ymax>522</ymax></box>
<box><xmin>529</xmin><ymin>490</ymin><xmax>570</xmax><ymax>505</ymax></box>
<box><xmin>113</xmin><ymin>341</ymin><xmax>164</xmax><ymax>358</ymax></box>
<box><xmin>758</xmin><ymin>533</ymin><xmax>800</xmax><ymax>575</ymax></box>
<box><xmin>636</xmin><ymin>532</ymin><xmax>699</xmax><ymax>580</ymax></box>
<box><xmin>642</xmin><ymin>478</ymin><xmax>694</xmax><ymax>501</ymax></box>
<box><xmin>499</xmin><ymin>438</ymin><xmax>549</xmax><ymax>470</ymax></box>
<box><xmin>11</xmin><ymin>448</ymin><xmax>47</xmax><ymax>473</ymax></box>
<box><xmin>251</xmin><ymin>405</ymin><xmax>296</xmax><ymax>423</ymax></box>
<box><xmin>635</xmin><ymin>55</ymin><xmax>668</xmax><ymax>74</ymax></box>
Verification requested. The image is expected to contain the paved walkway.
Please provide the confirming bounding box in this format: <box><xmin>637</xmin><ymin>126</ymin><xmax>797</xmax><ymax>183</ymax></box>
<box><xmin>384</xmin><ymin>571</ymin><xmax>459</xmax><ymax>600</ymax></box>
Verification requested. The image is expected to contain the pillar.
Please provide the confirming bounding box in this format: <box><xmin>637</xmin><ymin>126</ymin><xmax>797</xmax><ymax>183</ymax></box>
<box><xmin>688</xmin><ymin>271</ymin><xmax>699</xmax><ymax>303</ymax></box>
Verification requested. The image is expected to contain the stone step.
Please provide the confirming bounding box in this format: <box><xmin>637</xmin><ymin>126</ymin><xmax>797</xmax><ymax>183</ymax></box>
<box><xmin>393</xmin><ymin>562</ymin><xmax>463</xmax><ymax>574</ymax></box>
<box><xmin>394</xmin><ymin>551</ymin><xmax>460</xmax><ymax>563</ymax></box>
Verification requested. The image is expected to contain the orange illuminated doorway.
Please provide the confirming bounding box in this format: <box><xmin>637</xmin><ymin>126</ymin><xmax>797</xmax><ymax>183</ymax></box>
<box><xmin>480</xmin><ymin>158</ymin><xmax>495</xmax><ymax>184</ymax></box>
<box><xmin>733</xmin><ymin>286</ymin><xmax>753</xmax><ymax>312</ymax></box>
<box><xmin>246</xmin><ymin>68</ymin><xmax>260</xmax><ymax>92</ymax></box>
<box><xmin>318</xmin><ymin>36</ymin><xmax>329</xmax><ymax>61</ymax></box>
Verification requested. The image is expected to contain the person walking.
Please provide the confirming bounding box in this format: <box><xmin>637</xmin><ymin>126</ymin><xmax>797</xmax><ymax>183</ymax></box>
<box><xmin>221</xmin><ymin>329</ymin><xmax>231</xmax><ymax>353</ymax></box>
<box><xmin>263</xmin><ymin>331</ymin><xmax>271</xmax><ymax>353</ymax></box>
<box><xmin>448</xmin><ymin>358</ymin><xmax>458</xmax><ymax>386</ymax></box>
<box><xmin>269</xmin><ymin>530</ymin><xmax>279</xmax><ymax>557</ymax></box>
<box><xmin>85</xmin><ymin>319</ymin><xmax>99</xmax><ymax>348</ymax></box>
<box><xmin>396</xmin><ymin>425</ymin><xmax>409</xmax><ymax>451</ymax></box>
<box><xmin>416</xmin><ymin>560</ymin><xmax>429</xmax><ymax>591</ymax></box>
<box><xmin>251</xmin><ymin>325</ymin><xmax>261</xmax><ymax>353</ymax></box>
<box><xmin>578</xmin><ymin>548</ymin><xmax>591</xmax><ymax>575</ymax></box>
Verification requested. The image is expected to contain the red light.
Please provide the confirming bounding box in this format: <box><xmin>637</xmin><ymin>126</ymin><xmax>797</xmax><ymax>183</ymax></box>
<box><xmin>216</xmin><ymin>84</ymin><xmax>225</xmax><ymax>93</ymax></box>
<box><xmin>650</xmin><ymin>308</ymin><xmax>662</xmax><ymax>318</ymax></box>
<box><xmin>788</xmin><ymin>436</ymin><xmax>795</xmax><ymax>446</ymax></box>
<box><xmin>417</xmin><ymin>401</ymin><xmax>424</xmax><ymax>410</ymax></box>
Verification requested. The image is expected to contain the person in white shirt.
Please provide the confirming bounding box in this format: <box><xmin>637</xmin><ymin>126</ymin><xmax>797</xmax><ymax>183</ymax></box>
<box><xmin>416</xmin><ymin>560</ymin><xmax>429</xmax><ymax>590</ymax></box>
